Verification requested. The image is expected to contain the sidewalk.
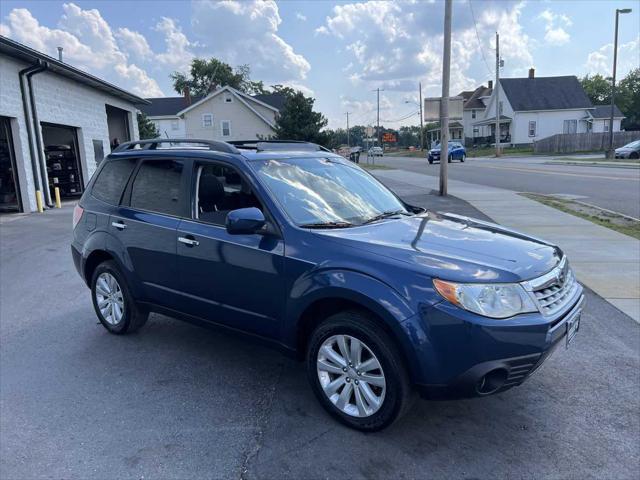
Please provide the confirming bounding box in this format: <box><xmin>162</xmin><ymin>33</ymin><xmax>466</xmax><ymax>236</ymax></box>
<box><xmin>375</xmin><ymin>169</ymin><xmax>640</xmax><ymax>323</ymax></box>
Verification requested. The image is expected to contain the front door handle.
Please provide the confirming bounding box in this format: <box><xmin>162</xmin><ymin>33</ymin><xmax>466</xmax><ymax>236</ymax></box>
<box><xmin>111</xmin><ymin>221</ymin><xmax>126</xmax><ymax>230</ymax></box>
<box><xmin>178</xmin><ymin>236</ymin><xmax>199</xmax><ymax>247</ymax></box>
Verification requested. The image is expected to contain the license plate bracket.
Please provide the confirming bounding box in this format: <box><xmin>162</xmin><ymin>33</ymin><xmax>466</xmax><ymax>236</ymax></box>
<box><xmin>566</xmin><ymin>310</ymin><xmax>581</xmax><ymax>348</ymax></box>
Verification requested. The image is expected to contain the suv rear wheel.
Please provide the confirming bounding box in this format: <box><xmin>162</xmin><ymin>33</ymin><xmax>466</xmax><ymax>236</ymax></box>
<box><xmin>91</xmin><ymin>260</ymin><xmax>148</xmax><ymax>334</ymax></box>
<box><xmin>306</xmin><ymin>310</ymin><xmax>413</xmax><ymax>431</ymax></box>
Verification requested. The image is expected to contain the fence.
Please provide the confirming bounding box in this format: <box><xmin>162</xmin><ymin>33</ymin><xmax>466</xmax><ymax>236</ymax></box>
<box><xmin>533</xmin><ymin>131</ymin><xmax>640</xmax><ymax>154</ymax></box>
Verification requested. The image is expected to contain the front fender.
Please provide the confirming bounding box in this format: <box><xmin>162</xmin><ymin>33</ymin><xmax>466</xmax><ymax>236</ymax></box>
<box><xmin>284</xmin><ymin>268</ymin><xmax>424</xmax><ymax>380</ymax></box>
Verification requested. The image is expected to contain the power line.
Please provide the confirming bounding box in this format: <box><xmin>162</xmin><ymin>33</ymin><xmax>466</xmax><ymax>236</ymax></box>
<box><xmin>469</xmin><ymin>0</ymin><xmax>494</xmax><ymax>76</ymax></box>
<box><xmin>380</xmin><ymin>110</ymin><xmax>420</xmax><ymax>123</ymax></box>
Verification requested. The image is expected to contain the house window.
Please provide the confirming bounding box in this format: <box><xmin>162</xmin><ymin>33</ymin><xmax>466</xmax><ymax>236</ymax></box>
<box><xmin>202</xmin><ymin>114</ymin><xmax>213</xmax><ymax>128</ymax></box>
<box><xmin>471</xmin><ymin>110</ymin><xmax>476</xmax><ymax>119</ymax></box>
<box><xmin>171</xmin><ymin>119</ymin><xmax>179</xmax><ymax>131</ymax></box>
<box><xmin>528</xmin><ymin>121</ymin><xmax>536</xmax><ymax>137</ymax></box>
<box><xmin>604</xmin><ymin>122</ymin><xmax>609</xmax><ymax>132</ymax></box>
<box><xmin>221</xmin><ymin>120</ymin><xmax>231</xmax><ymax>137</ymax></box>
<box><xmin>563</xmin><ymin>119</ymin><xmax>577</xmax><ymax>134</ymax></box>
<box><xmin>473</xmin><ymin>128</ymin><xmax>479</xmax><ymax>136</ymax></box>
<box><xmin>499</xmin><ymin>101</ymin><xmax>503</xmax><ymax>115</ymax></box>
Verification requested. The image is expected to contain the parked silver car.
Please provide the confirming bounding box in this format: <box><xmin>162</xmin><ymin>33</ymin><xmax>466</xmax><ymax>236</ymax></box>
<box><xmin>615</xmin><ymin>140</ymin><xmax>640</xmax><ymax>159</ymax></box>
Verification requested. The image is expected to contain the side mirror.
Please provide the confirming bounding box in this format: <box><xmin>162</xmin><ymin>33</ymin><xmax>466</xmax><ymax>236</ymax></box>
<box><xmin>226</xmin><ymin>207</ymin><xmax>266</xmax><ymax>235</ymax></box>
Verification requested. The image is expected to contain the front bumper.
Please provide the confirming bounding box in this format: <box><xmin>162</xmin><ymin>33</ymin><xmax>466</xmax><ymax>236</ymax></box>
<box><xmin>407</xmin><ymin>287</ymin><xmax>584</xmax><ymax>400</ymax></box>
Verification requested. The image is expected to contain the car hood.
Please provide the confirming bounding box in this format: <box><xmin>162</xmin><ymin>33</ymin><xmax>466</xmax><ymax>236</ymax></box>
<box><xmin>314</xmin><ymin>212</ymin><xmax>561</xmax><ymax>283</ymax></box>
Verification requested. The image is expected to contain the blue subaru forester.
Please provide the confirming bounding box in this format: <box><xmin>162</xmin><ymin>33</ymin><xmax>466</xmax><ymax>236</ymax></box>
<box><xmin>72</xmin><ymin>139</ymin><xmax>584</xmax><ymax>431</ymax></box>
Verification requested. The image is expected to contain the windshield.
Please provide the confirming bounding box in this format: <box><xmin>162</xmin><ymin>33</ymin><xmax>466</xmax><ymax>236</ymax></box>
<box><xmin>623</xmin><ymin>140</ymin><xmax>640</xmax><ymax>149</ymax></box>
<box><xmin>251</xmin><ymin>157</ymin><xmax>408</xmax><ymax>227</ymax></box>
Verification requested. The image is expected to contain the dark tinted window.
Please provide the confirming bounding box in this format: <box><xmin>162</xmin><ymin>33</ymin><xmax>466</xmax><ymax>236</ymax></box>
<box><xmin>130</xmin><ymin>160</ymin><xmax>183</xmax><ymax>216</ymax></box>
<box><xmin>91</xmin><ymin>158</ymin><xmax>137</xmax><ymax>205</ymax></box>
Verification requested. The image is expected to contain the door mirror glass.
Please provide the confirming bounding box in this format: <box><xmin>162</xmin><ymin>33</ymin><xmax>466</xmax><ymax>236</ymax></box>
<box><xmin>226</xmin><ymin>207</ymin><xmax>266</xmax><ymax>235</ymax></box>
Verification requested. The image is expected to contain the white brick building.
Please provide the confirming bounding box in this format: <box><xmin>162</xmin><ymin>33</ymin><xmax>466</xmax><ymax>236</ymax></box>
<box><xmin>0</xmin><ymin>36</ymin><xmax>147</xmax><ymax>213</ymax></box>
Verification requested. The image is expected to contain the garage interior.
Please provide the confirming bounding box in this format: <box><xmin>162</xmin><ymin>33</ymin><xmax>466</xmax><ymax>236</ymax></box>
<box><xmin>106</xmin><ymin>104</ymin><xmax>131</xmax><ymax>150</ymax></box>
<box><xmin>0</xmin><ymin>117</ymin><xmax>21</xmax><ymax>213</ymax></box>
<box><xmin>42</xmin><ymin>123</ymin><xmax>84</xmax><ymax>199</ymax></box>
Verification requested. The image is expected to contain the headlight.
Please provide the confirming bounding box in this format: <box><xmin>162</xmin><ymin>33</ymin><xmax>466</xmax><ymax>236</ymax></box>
<box><xmin>433</xmin><ymin>279</ymin><xmax>538</xmax><ymax>319</ymax></box>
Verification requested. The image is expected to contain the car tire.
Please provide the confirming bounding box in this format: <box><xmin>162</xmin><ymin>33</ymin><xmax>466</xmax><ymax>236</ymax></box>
<box><xmin>428</xmin><ymin>158</ymin><xmax>433</xmax><ymax>164</ymax></box>
<box><xmin>91</xmin><ymin>260</ymin><xmax>149</xmax><ymax>335</ymax></box>
<box><xmin>306</xmin><ymin>310</ymin><xmax>413</xmax><ymax>431</ymax></box>
<box><xmin>448</xmin><ymin>154</ymin><xmax>452</xmax><ymax>163</ymax></box>
<box><xmin>630</xmin><ymin>152</ymin><xmax>639</xmax><ymax>159</ymax></box>
<box><xmin>461</xmin><ymin>154</ymin><xmax>465</xmax><ymax>162</ymax></box>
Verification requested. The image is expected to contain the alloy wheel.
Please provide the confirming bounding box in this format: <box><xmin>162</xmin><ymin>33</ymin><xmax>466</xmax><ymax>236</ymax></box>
<box><xmin>316</xmin><ymin>334</ymin><xmax>386</xmax><ymax>417</ymax></box>
<box><xmin>95</xmin><ymin>272</ymin><xmax>125</xmax><ymax>325</ymax></box>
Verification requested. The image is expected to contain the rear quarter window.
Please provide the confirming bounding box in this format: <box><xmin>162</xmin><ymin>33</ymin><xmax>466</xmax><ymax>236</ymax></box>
<box><xmin>91</xmin><ymin>158</ymin><xmax>137</xmax><ymax>205</ymax></box>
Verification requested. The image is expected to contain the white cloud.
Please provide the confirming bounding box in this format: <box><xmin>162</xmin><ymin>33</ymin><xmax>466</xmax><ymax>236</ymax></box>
<box><xmin>191</xmin><ymin>0</ymin><xmax>310</xmax><ymax>82</ymax></box>
<box><xmin>154</xmin><ymin>17</ymin><xmax>194</xmax><ymax>70</ymax></box>
<box><xmin>585</xmin><ymin>36</ymin><xmax>640</xmax><ymax>76</ymax></box>
<box><xmin>115</xmin><ymin>28</ymin><xmax>153</xmax><ymax>59</ymax></box>
<box><xmin>537</xmin><ymin>9</ymin><xmax>572</xmax><ymax>46</ymax></box>
<box><xmin>295</xmin><ymin>12</ymin><xmax>307</xmax><ymax>22</ymax></box>
<box><xmin>1</xmin><ymin>4</ymin><xmax>162</xmax><ymax>97</ymax></box>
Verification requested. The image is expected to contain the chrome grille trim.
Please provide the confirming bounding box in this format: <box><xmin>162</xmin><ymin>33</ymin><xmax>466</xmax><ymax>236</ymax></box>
<box><xmin>521</xmin><ymin>257</ymin><xmax>579</xmax><ymax>317</ymax></box>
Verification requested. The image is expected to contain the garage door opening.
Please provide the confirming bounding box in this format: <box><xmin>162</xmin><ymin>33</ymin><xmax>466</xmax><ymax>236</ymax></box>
<box><xmin>42</xmin><ymin>123</ymin><xmax>84</xmax><ymax>199</ymax></box>
<box><xmin>0</xmin><ymin>116</ymin><xmax>21</xmax><ymax>213</ymax></box>
<box><xmin>106</xmin><ymin>105</ymin><xmax>131</xmax><ymax>150</ymax></box>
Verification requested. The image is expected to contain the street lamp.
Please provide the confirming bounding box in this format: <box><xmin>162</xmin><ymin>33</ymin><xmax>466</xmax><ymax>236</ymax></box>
<box><xmin>404</xmin><ymin>94</ymin><xmax>424</xmax><ymax>151</ymax></box>
<box><xmin>607</xmin><ymin>7</ymin><xmax>632</xmax><ymax>159</ymax></box>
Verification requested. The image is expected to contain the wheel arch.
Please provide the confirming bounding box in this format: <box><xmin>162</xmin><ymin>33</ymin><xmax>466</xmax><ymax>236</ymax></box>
<box><xmin>84</xmin><ymin>249</ymin><xmax>114</xmax><ymax>284</ymax></box>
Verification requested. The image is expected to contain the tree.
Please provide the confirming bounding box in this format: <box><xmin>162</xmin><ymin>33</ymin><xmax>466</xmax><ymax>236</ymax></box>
<box><xmin>273</xmin><ymin>91</ymin><xmax>329</xmax><ymax>145</ymax></box>
<box><xmin>170</xmin><ymin>58</ymin><xmax>266</xmax><ymax>96</ymax></box>
<box><xmin>580</xmin><ymin>74</ymin><xmax>612</xmax><ymax>105</ymax></box>
<box><xmin>137</xmin><ymin>112</ymin><xmax>159</xmax><ymax>139</ymax></box>
<box><xmin>618</xmin><ymin>68</ymin><xmax>640</xmax><ymax>130</ymax></box>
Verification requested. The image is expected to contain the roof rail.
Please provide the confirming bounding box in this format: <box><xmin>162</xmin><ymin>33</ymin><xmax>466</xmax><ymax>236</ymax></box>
<box><xmin>229</xmin><ymin>140</ymin><xmax>331</xmax><ymax>152</ymax></box>
<box><xmin>112</xmin><ymin>138</ymin><xmax>240</xmax><ymax>154</ymax></box>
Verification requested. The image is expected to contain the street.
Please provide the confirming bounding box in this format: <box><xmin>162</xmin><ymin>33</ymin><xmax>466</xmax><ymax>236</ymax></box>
<box><xmin>378</xmin><ymin>155</ymin><xmax>640</xmax><ymax>219</ymax></box>
<box><xmin>1</xmin><ymin>201</ymin><xmax>638</xmax><ymax>479</ymax></box>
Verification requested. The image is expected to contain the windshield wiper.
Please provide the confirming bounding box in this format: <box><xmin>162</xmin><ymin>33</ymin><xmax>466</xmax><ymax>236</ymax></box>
<box><xmin>361</xmin><ymin>210</ymin><xmax>412</xmax><ymax>225</ymax></box>
<box><xmin>299</xmin><ymin>221</ymin><xmax>354</xmax><ymax>229</ymax></box>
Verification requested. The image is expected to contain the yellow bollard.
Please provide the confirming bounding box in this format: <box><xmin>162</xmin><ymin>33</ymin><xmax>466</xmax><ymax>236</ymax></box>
<box><xmin>35</xmin><ymin>190</ymin><xmax>44</xmax><ymax>213</ymax></box>
<box><xmin>54</xmin><ymin>187</ymin><xmax>62</xmax><ymax>208</ymax></box>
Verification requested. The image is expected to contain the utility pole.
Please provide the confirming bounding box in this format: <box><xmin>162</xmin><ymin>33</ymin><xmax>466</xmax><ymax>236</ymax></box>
<box><xmin>495</xmin><ymin>31</ymin><xmax>501</xmax><ymax>157</ymax></box>
<box><xmin>419</xmin><ymin>82</ymin><xmax>424</xmax><ymax>151</ymax></box>
<box><xmin>376</xmin><ymin>88</ymin><xmax>381</xmax><ymax>147</ymax></box>
<box><xmin>345</xmin><ymin>112</ymin><xmax>351</xmax><ymax>148</ymax></box>
<box><xmin>608</xmin><ymin>8</ymin><xmax>632</xmax><ymax>158</ymax></box>
<box><xmin>439</xmin><ymin>0</ymin><xmax>452</xmax><ymax>196</ymax></box>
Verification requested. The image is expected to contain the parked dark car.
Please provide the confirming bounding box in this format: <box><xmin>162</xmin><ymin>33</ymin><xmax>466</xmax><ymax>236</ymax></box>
<box><xmin>615</xmin><ymin>139</ymin><xmax>640</xmax><ymax>159</ymax></box>
<box><xmin>72</xmin><ymin>139</ymin><xmax>584</xmax><ymax>431</ymax></box>
<box><xmin>428</xmin><ymin>141</ymin><xmax>466</xmax><ymax>164</ymax></box>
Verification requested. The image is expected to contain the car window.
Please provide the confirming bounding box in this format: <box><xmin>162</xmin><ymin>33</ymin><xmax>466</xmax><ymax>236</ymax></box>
<box><xmin>130</xmin><ymin>160</ymin><xmax>184</xmax><ymax>216</ymax></box>
<box><xmin>195</xmin><ymin>163</ymin><xmax>262</xmax><ymax>225</ymax></box>
<box><xmin>251</xmin><ymin>157</ymin><xmax>407</xmax><ymax>226</ymax></box>
<box><xmin>91</xmin><ymin>158</ymin><xmax>137</xmax><ymax>205</ymax></box>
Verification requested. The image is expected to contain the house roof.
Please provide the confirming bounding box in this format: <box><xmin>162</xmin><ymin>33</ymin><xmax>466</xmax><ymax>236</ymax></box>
<box><xmin>464</xmin><ymin>85</ymin><xmax>492</xmax><ymax>110</ymax></box>
<box><xmin>473</xmin><ymin>115</ymin><xmax>512</xmax><ymax>126</ymax></box>
<box><xmin>139</xmin><ymin>96</ymin><xmax>204</xmax><ymax>117</ymax></box>
<box><xmin>0</xmin><ymin>35</ymin><xmax>149</xmax><ymax>105</ymax></box>
<box><xmin>500</xmin><ymin>76</ymin><xmax>592</xmax><ymax>111</ymax></box>
<box><xmin>457</xmin><ymin>90</ymin><xmax>475</xmax><ymax>102</ymax></box>
<box><xmin>252</xmin><ymin>92</ymin><xmax>287</xmax><ymax>110</ymax></box>
<box><xmin>590</xmin><ymin>105</ymin><xmax>624</xmax><ymax>119</ymax></box>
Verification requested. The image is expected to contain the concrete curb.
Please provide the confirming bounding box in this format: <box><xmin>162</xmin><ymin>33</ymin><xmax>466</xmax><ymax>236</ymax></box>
<box><xmin>374</xmin><ymin>169</ymin><xmax>640</xmax><ymax>323</ymax></box>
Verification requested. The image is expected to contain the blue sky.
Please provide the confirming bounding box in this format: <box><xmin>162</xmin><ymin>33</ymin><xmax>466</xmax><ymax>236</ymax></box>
<box><xmin>1</xmin><ymin>0</ymin><xmax>638</xmax><ymax>129</ymax></box>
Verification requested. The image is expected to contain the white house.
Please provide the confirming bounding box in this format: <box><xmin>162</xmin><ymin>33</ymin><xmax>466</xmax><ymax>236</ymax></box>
<box><xmin>0</xmin><ymin>36</ymin><xmax>146</xmax><ymax>213</ymax></box>
<box><xmin>460</xmin><ymin>82</ymin><xmax>493</xmax><ymax>143</ymax></box>
<box><xmin>141</xmin><ymin>86</ymin><xmax>285</xmax><ymax>141</ymax></box>
<box><xmin>588</xmin><ymin>105</ymin><xmax>624</xmax><ymax>133</ymax></box>
<box><xmin>471</xmin><ymin>69</ymin><xmax>624</xmax><ymax>146</ymax></box>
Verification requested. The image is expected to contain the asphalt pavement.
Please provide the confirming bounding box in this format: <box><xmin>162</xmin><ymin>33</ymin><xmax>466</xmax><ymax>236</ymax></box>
<box><xmin>378</xmin><ymin>155</ymin><xmax>640</xmax><ymax>218</ymax></box>
<box><xmin>1</xmin><ymin>205</ymin><xmax>639</xmax><ymax>479</ymax></box>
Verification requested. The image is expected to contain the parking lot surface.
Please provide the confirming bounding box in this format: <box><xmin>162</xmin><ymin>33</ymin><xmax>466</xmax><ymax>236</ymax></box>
<box><xmin>1</xmin><ymin>201</ymin><xmax>638</xmax><ymax>479</ymax></box>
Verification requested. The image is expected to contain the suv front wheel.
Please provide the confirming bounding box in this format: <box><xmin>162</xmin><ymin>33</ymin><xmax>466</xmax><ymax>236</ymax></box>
<box><xmin>306</xmin><ymin>310</ymin><xmax>413</xmax><ymax>431</ymax></box>
<box><xmin>91</xmin><ymin>260</ymin><xmax>148</xmax><ymax>334</ymax></box>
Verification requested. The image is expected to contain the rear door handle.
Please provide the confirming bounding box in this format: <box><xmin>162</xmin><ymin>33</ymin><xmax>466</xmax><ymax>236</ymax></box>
<box><xmin>111</xmin><ymin>221</ymin><xmax>126</xmax><ymax>230</ymax></box>
<box><xmin>178</xmin><ymin>236</ymin><xmax>199</xmax><ymax>247</ymax></box>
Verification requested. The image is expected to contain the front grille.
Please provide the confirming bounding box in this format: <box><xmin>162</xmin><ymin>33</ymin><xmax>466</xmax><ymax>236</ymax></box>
<box><xmin>524</xmin><ymin>257</ymin><xmax>579</xmax><ymax>317</ymax></box>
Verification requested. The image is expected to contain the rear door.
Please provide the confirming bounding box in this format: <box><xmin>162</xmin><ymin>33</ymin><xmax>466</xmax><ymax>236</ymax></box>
<box><xmin>175</xmin><ymin>160</ymin><xmax>286</xmax><ymax>339</ymax></box>
<box><xmin>108</xmin><ymin>157</ymin><xmax>188</xmax><ymax>307</ymax></box>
